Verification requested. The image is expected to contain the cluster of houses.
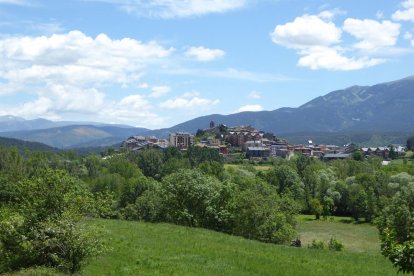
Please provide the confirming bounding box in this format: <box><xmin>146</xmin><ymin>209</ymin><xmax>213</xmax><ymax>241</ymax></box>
<box><xmin>122</xmin><ymin>122</ymin><xmax>407</xmax><ymax>161</ymax></box>
<box><xmin>122</xmin><ymin>135</ymin><xmax>169</xmax><ymax>151</ymax></box>
<box><xmin>360</xmin><ymin>146</ymin><xmax>406</xmax><ymax>159</ymax></box>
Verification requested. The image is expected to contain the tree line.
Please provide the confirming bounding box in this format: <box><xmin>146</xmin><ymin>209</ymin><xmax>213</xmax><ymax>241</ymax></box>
<box><xmin>1</xmin><ymin>144</ymin><xmax>414</xmax><ymax>273</ymax></box>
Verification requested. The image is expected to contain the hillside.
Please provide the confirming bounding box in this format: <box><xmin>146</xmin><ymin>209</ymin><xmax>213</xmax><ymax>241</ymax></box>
<box><xmin>149</xmin><ymin>75</ymin><xmax>414</xmax><ymax>137</ymax></box>
<box><xmin>78</xmin><ymin>219</ymin><xmax>395</xmax><ymax>275</ymax></box>
<box><xmin>0</xmin><ymin>136</ymin><xmax>58</xmax><ymax>152</ymax></box>
<box><xmin>0</xmin><ymin>125</ymin><xmax>149</xmax><ymax>149</ymax></box>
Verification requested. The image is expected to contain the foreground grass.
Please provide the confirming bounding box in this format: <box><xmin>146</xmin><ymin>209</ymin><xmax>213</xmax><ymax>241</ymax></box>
<box><xmin>80</xmin><ymin>219</ymin><xmax>396</xmax><ymax>275</ymax></box>
<box><xmin>296</xmin><ymin>215</ymin><xmax>381</xmax><ymax>254</ymax></box>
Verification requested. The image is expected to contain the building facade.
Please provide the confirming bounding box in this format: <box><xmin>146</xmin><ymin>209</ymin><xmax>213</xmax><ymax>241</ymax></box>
<box><xmin>169</xmin><ymin>132</ymin><xmax>194</xmax><ymax>149</ymax></box>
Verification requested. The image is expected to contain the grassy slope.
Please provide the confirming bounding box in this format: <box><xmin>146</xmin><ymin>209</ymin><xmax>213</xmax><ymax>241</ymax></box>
<box><xmin>81</xmin><ymin>219</ymin><xmax>396</xmax><ymax>276</ymax></box>
<box><xmin>296</xmin><ymin>215</ymin><xmax>381</xmax><ymax>254</ymax></box>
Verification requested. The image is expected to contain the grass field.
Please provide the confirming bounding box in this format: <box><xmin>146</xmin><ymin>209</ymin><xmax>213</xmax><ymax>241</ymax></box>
<box><xmin>390</xmin><ymin>157</ymin><xmax>414</xmax><ymax>165</ymax></box>
<box><xmin>224</xmin><ymin>164</ymin><xmax>272</xmax><ymax>171</ymax></box>
<box><xmin>296</xmin><ymin>215</ymin><xmax>381</xmax><ymax>254</ymax></box>
<box><xmin>77</xmin><ymin>219</ymin><xmax>396</xmax><ymax>275</ymax></box>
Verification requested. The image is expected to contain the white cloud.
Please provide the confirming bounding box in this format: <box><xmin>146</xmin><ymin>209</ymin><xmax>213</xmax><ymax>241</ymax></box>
<box><xmin>271</xmin><ymin>14</ymin><xmax>342</xmax><ymax>49</ymax></box>
<box><xmin>0</xmin><ymin>31</ymin><xmax>173</xmax><ymax>85</ymax></box>
<box><xmin>343</xmin><ymin>19</ymin><xmax>400</xmax><ymax>50</ymax></box>
<box><xmin>403</xmin><ymin>31</ymin><xmax>414</xmax><ymax>46</ymax></box>
<box><xmin>237</xmin><ymin>104</ymin><xmax>263</xmax><ymax>112</ymax></box>
<box><xmin>149</xmin><ymin>85</ymin><xmax>171</xmax><ymax>98</ymax></box>
<box><xmin>2</xmin><ymin>84</ymin><xmax>106</xmax><ymax>119</ymax></box>
<box><xmin>103</xmin><ymin>0</ymin><xmax>246</xmax><ymax>19</ymax></box>
<box><xmin>297</xmin><ymin>46</ymin><xmax>384</xmax><ymax>71</ymax></box>
<box><xmin>185</xmin><ymin>46</ymin><xmax>225</xmax><ymax>61</ymax></box>
<box><xmin>248</xmin><ymin>91</ymin><xmax>261</xmax><ymax>99</ymax></box>
<box><xmin>105</xmin><ymin>94</ymin><xmax>165</xmax><ymax>126</ymax></box>
<box><xmin>271</xmin><ymin>13</ymin><xmax>392</xmax><ymax>71</ymax></box>
<box><xmin>318</xmin><ymin>9</ymin><xmax>346</xmax><ymax>20</ymax></box>
<box><xmin>160</xmin><ymin>94</ymin><xmax>219</xmax><ymax>109</ymax></box>
<box><xmin>166</xmin><ymin>67</ymin><xmax>294</xmax><ymax>82</ymax></box>
<box><xmin>0</xmin><ymin>31</ymin><xmax>173</xmax><ymax>124</ymax></box>
<box><xmin>392</xmin><ymin>0</ymin><xmax>414</xmax><ymax>22</ymax></box>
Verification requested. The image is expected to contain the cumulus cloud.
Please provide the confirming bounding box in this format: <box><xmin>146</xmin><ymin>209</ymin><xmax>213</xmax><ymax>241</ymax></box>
<box><xmin>271</xmin><ymin>13</ymin><xmax>390</xmax><ymax>71</ymax></box>
<box><xmin>2</xmin><ymin>84</ymin><xmax>106</xmax><ymax>120</ymax></box>
<box><xmin>343</xmin><ymin>19</ymin><xmax>400</xmax><ymax>50</ymax></box>
<box><xmin>248</xmin><ymin>91</ymin><xmax>261</xmax><ymax>99</ymax></box>
<box><xmin>102</xmin><ymin>0</ymin><xmax>246</xmax><ymax>19</ymax></box>
<box><xmin>392</xmin><ymin>0</ymin><xmax>414</xmax><ymax>22</ymax></box>
<box><xmin>0</xmin><ymin>31</ymin><xmax>172</xmax><ymax>85</ymax></box>
<box><xmin>105</xmin><ymin>94</ymin><xmax>165</xmax><ymax>126</ymax></box>
<box><xmin>185</xmin><ymin>46</ymin><xmax>225</xmax><ymax>61</ymax></box>
<box><xmin>271</xmin><ymin>14</ymin><xmax>342</xmax><ymax>49</ymax></box>
<box><xmin>237</xmin><ymin>104</ymin><xmax>263</xmax><ymax>112</ymax></box>
<box><xmin>0</xmin><ymin>31</ymin><xmax>173</xmax><ymax>124</ymax></box>
<box><xmin>160</xmin><ymin>94</ymin><xmax>219</xmax><ymax>109</ymax></box>
<box><xmin>297</xmin><ymin>46</ymin><xmax>385</xmax><ymax>71</ymax></box>
<box><xmin>318</xmin><ymin>9</ymin><xmax>346</xmax><ymax>20</ymax></box>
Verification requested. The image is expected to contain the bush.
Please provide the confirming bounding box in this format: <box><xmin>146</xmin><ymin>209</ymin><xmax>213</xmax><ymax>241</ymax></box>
<box><xmin>0</xmin><ymin>169</ymin><xmax>102</xmax><ymax>273</ymax></box>
<box><xmin>328</xmin><ymin>237</ymin><xmax>344</xmax><ymax>251</ymax></box>
<box><xmin>309</xmin><ymin>239</ymin><xmax>325</xmax><ymax>250</ymax></box>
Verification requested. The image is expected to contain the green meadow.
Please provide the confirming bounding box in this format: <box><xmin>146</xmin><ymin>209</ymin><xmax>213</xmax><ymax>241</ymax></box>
<box><xmin>296</xmin><ymin>215</ymin><xmax>381</xmax><ymax>254</ymax></box>
<box><xmin>78</xmin><ymin>218</ymin><xmax>396</xmax><ymax>276</ymax></box>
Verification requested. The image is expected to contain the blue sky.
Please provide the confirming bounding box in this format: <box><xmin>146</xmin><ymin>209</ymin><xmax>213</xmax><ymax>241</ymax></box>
<box><xmin>1</xmin><ymin>0</ymin><xmax>414</xmax><ymax>129</ymax></box>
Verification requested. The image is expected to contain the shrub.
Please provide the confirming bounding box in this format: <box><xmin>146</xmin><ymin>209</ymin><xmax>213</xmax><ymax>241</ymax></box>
<box><xmin>328</xmin><ymin>237</ymin><xmax>344</xmax><ymax>251</ymax></box>
<box><xmin>0</xmin><ymin>169</ymin><xmax>102</xmax><ymax>273</ymax></box>
<box><xmin>309</xmin><ymin>239</ymin><xmax>325</xmax><ymax>250</ymax></box>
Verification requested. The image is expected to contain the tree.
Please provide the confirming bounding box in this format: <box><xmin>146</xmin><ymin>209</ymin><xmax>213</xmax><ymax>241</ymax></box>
<box><xmin>309</xmin><ymin>198</ymin><xmax>323</xmax><ymax>220</ymax></box>
<box><xmin>377</xmin><ymin>191</ymin><xmax>414</xmax><ymax>273</ymax></box>
<box><xmin>0</xmin><ymin>169</ymin><xmax>101</xmax><ymax>273</ymax></box>
<box><xmin>407</xmin><ymin>136</ymin><xmax>414</xmax><ymax>151</ymax></box>
<box><xmin>348</xmin><ymin>183</ymin><xmax>368</xmax><ymax>221</ymax></box>
<box><xmin>352</xmin><ymin>151</ymin><xmax>364</xmax><ymax>161</ymax></box>
<box><xmin>231</xmin><ymin>179</ymin><xmax>299</xmax><ymax>244</ymax></box>
<box><xmin>266</xmin><ymin>165</ymin><xmax>304</xmax><ymax>200</ymax></box>
<box><xmin>388</xmin><ymin>145</ymin><xmax>397</xmax><ymax>160</ymax></box>
<box><xmin>160</xmin><ymin>169</ymin><xmax>234</xmax><ymax>231</ymax></box>
<box><xmin>198</xmin><ymin>161</ymin><xmax>225</xmax><ymax>181</ymax></box>
<box><xmin>187</xmin><ymin>146</ymin><xmax>223</xmax><ymax>168</ymax></box>
<box><xmin>132</xmin><ymin>148</ymin><xmax>163</xmax><ymax>179</ymax></box>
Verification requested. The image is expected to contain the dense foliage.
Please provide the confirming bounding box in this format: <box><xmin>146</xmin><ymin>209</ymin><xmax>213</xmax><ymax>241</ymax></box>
<box><xmin>407</xmin><ymin>136</ymin><xmax>414</xmax><ymax>151</ymax></box>
<box><xmin>0</xmin><ymin>148</ymin><xmax>102</xmax><ymax>273</ymax></box>
<box><xmin>1</xmin><ymin>144</ymin><xmax>414</xmax><ymax>273</ymax></box>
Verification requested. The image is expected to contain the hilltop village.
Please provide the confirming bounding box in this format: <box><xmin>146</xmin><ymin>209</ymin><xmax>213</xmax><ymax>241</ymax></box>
<box><xmin>122</xmin><ymin>121</ymin><xmax>406</xmax><ymax>161</ymax></box>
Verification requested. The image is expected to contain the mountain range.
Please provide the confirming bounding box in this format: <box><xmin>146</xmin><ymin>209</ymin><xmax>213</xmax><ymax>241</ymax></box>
<box><xmin>154</xmin><ymin>75</ymin><xmax>414</xmax><ymax>136</ymax></box>
<box><xmin>1</xmin><ymin>75</ymin><xmax>414</xmax><ymax>148</ymax></box>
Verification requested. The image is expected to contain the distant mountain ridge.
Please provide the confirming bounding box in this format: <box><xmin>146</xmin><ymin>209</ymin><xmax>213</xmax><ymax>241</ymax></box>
<box><xmin>0</xmin><ymin>115</ymin><xmax>133</xmax><ymax>133</ymax></box>
<box><xmin>0</xmin><ymin>125</ymin><xmax>149</xmax><ymax>149</ymax></box>
<box><xmin>1</xmin><ymin>75</ymin><xmax>414</xmax><ymax>147</ymax></box>
<box><xmin>0</xmin><ymin>136</ymin><xmax>58</xmax><ymax>152</ymax></box>
<box><xmin>147</xmin><ymin>75</ymin><xmax>414</xmax><ymax>137</ymax></box>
